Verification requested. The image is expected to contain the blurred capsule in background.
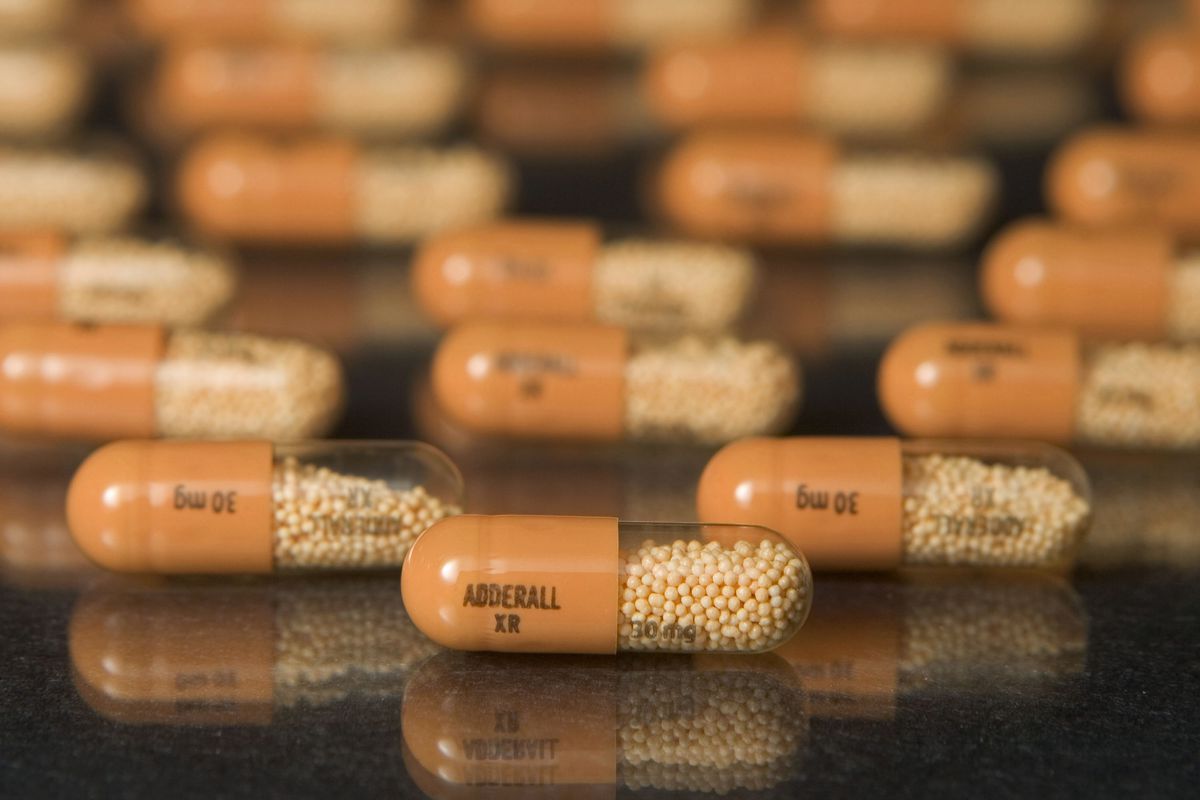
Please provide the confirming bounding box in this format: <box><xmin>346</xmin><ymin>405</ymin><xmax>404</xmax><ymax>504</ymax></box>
<box><xmin>69</xmin><ymin>576</ymin><xmax>439</xmax><ymax>726</ymax></box>
<box><xmin>1121</xmin><ymin>26</ymin><xmax>1200</xmax><ymax>124</ymax></box>
<box><xmin>413</xmin><ymin>219</ymin><xmax>757</xmax><ymax>334</ymax></box>
<box><xmin>655</xmin><ymin>131</ymin><xmax>996</xmax><ymax>248</ymax></box>
<box><xmin>0</xmin><ymin>43</ymin><xmax>88</xmax><ymax>138</ymax></box>
<box><xmin>432</xmin><ymin>320</ymin><xmax>799</xmax><ymax>444</ymax></box>
<box><xmin>466</xmin><ymin>0</ymin><xmax>756</xmax><ymax>53</ymax></box>
<box><xmin>403</xmin><ymin>651</ymin><xmax>806</xmax><ymax>795</ymax></box>
<box><xmin>0</xmin><ymin>145</ymin><xmax>144</xmax><ymax>234</ymax></box>
<box><xmin>122</xmin><ymin>0</ymin><xmax>417</xmax><ymax>44</ymax></box>
<box><xmin>144</xmin><ymin>41</ymin><xmax>468</xmax><ymax>140</ymax></box>
<box><xmin>1048</xmin><ymin>127</ymin><xmax>1200</xmax><ymax>238</ymax></box>
<box><xmin>176</xmin><ymin>134</ymin><xmax>511</xmax><ymax>245</ymax></box>
<box><xmin>0</xmin><ymin>232</ymin><xmax>235</xmax><ymax>327</ymax></box>
<box><xmin>0</xmin><ymin>0</ymin><xmax>72</xmax><ymax>37</ymax></box>
<box><xmin>879</xmin><ymin>321</ymin><xmax>1200</xmax><ymax>450</ymax></box>
<box><xmin>0</xmin><ymin>322</ymin><xmax>344</xmax><ymax>440</ymax></box>
<box><xmin>982</xmin><ymin>218</ymin><xmax>1200</xmax><ymax>341</ymax></box>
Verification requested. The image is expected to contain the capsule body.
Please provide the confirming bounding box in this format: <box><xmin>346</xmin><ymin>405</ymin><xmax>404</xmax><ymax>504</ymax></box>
<box><xmin>879</xmin><ymin>321</ymin><xmax>1200</xmax><ymax>449</ymax></box>
<box><xmin>1121</xmin><ymin>29</ymin><xmax>1200</xmax><ymax>124</ymax></box>
<box><xmin>699</xmin><ymin>436</ymin><xmax>1091</xmax><ymax>570</ymax></box>
<box><xmin>0</xmin><ymin>322</ymin><xmax>343</xmax><ymax>440</ymax></box>
<box><xmin>67</xmin><ymin>439</ymin><xmax>463</xmax><ymax>574</ymax></box>
<box><xmin>176</xmin><ymin>134</ymin><xmax>510</xmax><ymax>244</ymax></box>
<box><xmin>1048</xmin><ymin>129</ymin><xmax>1200</xmax><ymax>238</ymax></box>
<box><xmin>432</xmin><ymin>320</ymin><xmax>799</xmax><ymax>444</ymax></box>
<box><xmin>0</xmin><ymin>146</ymin><xmax>144</xmax><ymax>234</ymax></box>
<box><xmin>125</xmin><ymin>0</ymin><xmax>415</xmax><ymax>44</ymax></box>
<box><xmin>980</xmin><ymin>219</ymin><xmax>1200</xmax><ymax>340</ymax></box>
<box><xmin>656</xmin><ymin>132</ymin><xmax>995</xmax><ymax>248</ymax></box>
<box><xmin>402</xmin><ymin>515</ymin><xmax>812</xmax><ymax>654</ymax></box>
<box><xmin>413</xmin><ymin>220</ymin><xmax>756</xmax><ymax>333</ymax></box>
<box><xmin>0</xmin><ymin>44</ymin><xmax>87</xmax><ymax>137</ymax></box>
<box><xmin>150</xmin><ymin>42</ymin><xmax>467</xmax><ymax>138</ymax></box>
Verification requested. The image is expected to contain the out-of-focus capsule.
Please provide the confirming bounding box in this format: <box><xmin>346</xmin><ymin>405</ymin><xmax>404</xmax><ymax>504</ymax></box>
<box><xmin>0</xmin><ymin>233</ymin><xmax>235</xmax><ymax>327</ymax></box>
<box><xmin>176</xmin><ymin>134</ymin><xmax>510</xmax><ymax>245</ymax></box>
<box><xmin>698</xmin><ymin>436</ymin><xmax>1091</xmax><ymax>571</ymax></box>
<box><xmin>0</xmin><ymin>0</ymin><xmax>71</xmax><ymax>37</ymax></box>
<box><xmin>149</xmin><ymin>42</ymin><xmax>468</xmax><ymax>139</ymax></box>
<box><xmin>0</xmin><ymin>322</ymin><xmax>343</xmax><ymax>440</ymax></box>
<box><xmin>879</xmin><ymin>321</ymin><xmax>1200</xmax><ymax>450</ymax></box>
<box><xmin>69</xmin><ymin>577</ymin><xmax>439</xmax><ymax>725</ymax></box>
<box><xmin>432</xmin><ymin>321</ymin><xmax>799</xmax><ymax>444</ymax></box>
<box><xmin>67</xmin><ymin>439</ymin><xmax>462</xmax><ymax>574</ymax></box>
<box><xmin>655</xmin><ymin>131</ymin><xmax>995</xmax><ymax>248</ymax></box>
<box><xmin>808</xmin><ymin>0</ymin><xmax>1102</xmax><ymax>58</ymax></box>
<box><xmin>643</xmin><ymin>33</ymin><xmax>952</xmax><ymax>137</ymax></box>
<box><xmin>402</xmin><ymin>515</ymin><xmax>812</xmax><ymax>654</ymax></box>
<box><xmin>1048</xmin><ymin>128</ymin><xmax>1200</xmax><ymax>238</ymax></box>
<box><xmin>1121</xmin><ymin>28</ymin><xmax>1200</xmax><ymax>124</ymax></box>
<box><xmin>413</xmin><ymin>220</ymin><xmax>756</xmax><ymax>333</ymax></box>
<box><xmin>402</xmin><ymin>651</ymin><xmax>806</xmax><ymax>796</ymax></box>
<box><xmin>0</xmin><ymin>44</ymin><xmax>87</xmax><ymax>137</ymax></box>
<box><xmin>124</xmin><ymin>0</ymin><xmax>415</xmax><ymax>44</ymax></box>
<box><xmin>981</xmin><ymin>219</ymin><xmax>1200</xmax><ymax>340</ymax></box>
<box><xmin>467</xmin><ymin>0</ymin><xmax>755</xmax><ymax>52</ymax></box>
<box><xmin>0</xmin><ymin>146</ymin><xmax>144</xmax><ymax>234</ymax></box>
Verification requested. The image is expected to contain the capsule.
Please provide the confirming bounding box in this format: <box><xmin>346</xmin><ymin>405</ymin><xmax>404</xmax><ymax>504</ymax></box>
<box><xmin>643</xmin><ymin>33</ymin><xmax>951</xmax><ymax>137</ymax></box>
<box><xmin>0</xmin><ymin>0</ymin><xmax>71</xmax><ymax>37</ymax></box>
<box><xmin>981</xmin><ymin>218</ymin><xmax>1200</xmax><ymax>340</ymax></box>
<box><xmin>0</xmin><ymin>44</ymin><xmax>87</xmax><ymax>137</ymax></box>
<box><xmin>0</xmin><ymin>233</ymin><xmax>235</xmax><ymax>327</ymax></box>
<box><xmin>149</xmin><ymin>42</ymin><xmax>468</xmax><ymax>138</ymax></box>
<box><xmin>69</xmin><ymin>577</ymin><xmax>438</xmax><ymax>725</ymax></box>
<box><xmin>413</xmin><ymin>220</ymin><xmax>757</xmax><ymax>333</ymax></box>
<box><xmin>698</xmin><ymin>437</ymin><xmax>1091</xmax><ymax>571</ymax></box>
<box><xmin>403</xmin><ymin>652</ymin><xmax>805</xmax><ymax>796</ymax></box>
<box><xmin>402</xmin><ymin>515</ymin><xmax>812</xmax><ymax>654</ymax></box>
<box><xmin>879</xmin><ymin>321</ymin><xmax>1200</xmax><ymax>450</ymax></box>
<box><xmin>124</xmin><ymin>0</ymin><xmax>415</xmax><ymax>44</ymax></box>
<box><xmin>1121</xmin><ymin>28</ymin><xmax>1200</xmax><ymax>124</ymax></box>
<box><xmin>68</xmin><ymin>439</ymin><xmax>463</xmax><ymax>574</ymax></box>
<box><xmin>0</xmin><ymin>322</ymin><xmax>343</xmax><ymax>441</ymax></box>
<box><xmin>656</xmin><ymin>131</ymin><xmax>996</xmax><ymax>248</ymax></box>
<box><xmin>0</xmin><ymin>146</ymin><xmax>144</xmax><ymax>234</ymax></box>
<box><xmin>1048</xmin><ymin>128</ymin><xmax>1200</xmax><ymax>238</ymax></box>
<box><xmin>808</xmin><ymin>0</ymin><xmax>1102</xmax><ymax>58</ymax></box>
<box><xmin>466</xmin><ymin>0</ymin><xmax>754</xmax><ymax>52</ymax></box>
<box><xmin>432</xmin><ymin>320</ymin><xmax>799</xmax><ymax>444</ymax></box>
<box><xmin>176</xmin><ymin>134</ymin><xmax>510</xmax><ymax>245</ymax></box>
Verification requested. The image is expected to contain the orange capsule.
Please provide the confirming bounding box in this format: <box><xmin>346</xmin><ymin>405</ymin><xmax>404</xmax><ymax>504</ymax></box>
<box><xmin>124</xmin><ymin>0</ymin><xmax>415</xmax><ymax>44</ymax></box>
<box><xmin>1121</xmin><ymin>28</ymin><xmax>1200</xmax><ymax>123</ymax></box>
<box><xmin>175</xmin><ymin>134</ymin><xmax>510</xmax><ymax>244</ymax></box>
<box><xmin>1047</xmin><ymin>128</ymin><xmax>1200</xmax><ymax>238</ymax></box>
<box><xmin>980</xmin><ymin>218</ymin><xmax>1194</xmax><ymax>340</ymax></box>
<box><xmin>655</xmin><ymin>131</ymin><xmax>995</xmax><ymax>248</ymax></box>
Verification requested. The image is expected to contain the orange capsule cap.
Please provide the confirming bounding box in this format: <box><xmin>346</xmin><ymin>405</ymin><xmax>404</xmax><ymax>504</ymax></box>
<box><xmin>810</xmin><ymin>0</ymin><xmax>964</xmax><ymax>43</ymax></box>
<box><xmin>126</xmin><ymin>0</ymin><xmax>274</xmax><ymax>40</ymax></box>
<box><xmin>468</xmin><ymin>0</ymin><xmax>613</xmax><ymax>50</ymax></box>
<box><xmin>431</xmin><ymin>320</ymin><xmax>627</xmax><ymax>440</ymax></box>
<box><xmin>411</xmin><ymin>221</ymin><xmax>600</xmax><ymax>327</ymax></box>
<box><xmin>176</xmin><ymin>134</ymin><xmax>358</xmax><ymax>243</ymax></box>
<box><xmin>878</xmin><ymin>322</ymin><xmax>1081</xmax><ymax>442</ymax></box>
<box><xmin>0</xmin><ymin>232</ymin><xmax>66</xmax><ymax>322</ymax></box>
<box><xmin>401</xmin><ymin>515</ymin><xmax>620</xmax><ymax>654</ymax></box>
<box><xmin>981</xmin><ymin>219</ymin><xmax>1172</xmax><ymax>339</ymax></box>
<box><xmin>1121</xmin><ymin>29</ymin><xmax>1200</xmax><ymax>124</ymax></box>
<box><xmin>67</xmin><ymin>440</ymin><xmax>275</xmax><ymax>574</ymax></box>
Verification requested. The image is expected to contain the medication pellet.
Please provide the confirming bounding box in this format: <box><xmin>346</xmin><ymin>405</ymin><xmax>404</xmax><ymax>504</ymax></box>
<box><xmin>1048</xmin><ymin>128</ymin><xmax>1200</xmax><ymax>238</ymax></box>
<box><xmin>656</xmin><ymin>131</ymin><xmax>995</xmax><ymax>248</ymax></box>
<box><xmin>402</xmin><ymin>515</ymin><xmax>812</xmax><ymax>654</ymax></box>
<box><xmin>1121</xmin><ymin>28</ymin><xmax>1200</xmax><ymax>124</ymax></box>
<box><xmin>151</xmin><ymin>42</ymin><xmax>468</xmax><ymax>138</ymax></box>
<box><xmin>467</xmin><ymin>0</ymin><xmax>754</xmax><ymax>52</ymax></box>
<box><xmin>643</xmin><ymin>33</ymin><xmax>952</xmax><ymax>137</ymax></box>
<box><xmin>0</xmin><ymin>322</ymin><xmax>343</xmax><ymax>441</ymax></box>
<box><xmin>413</xmin><ymin>220</ymin><xmax>756</xmax><ymax>333</ymax></box>
<box><xmin>124</xmin><ymin>0</ymin><xmax>415</xmax><ymax>44</ymax></box>
<box><xmin>808</xmin><ymin>0</ymin><xmax>1102</xmax><ymax>58</ymax></box>
<box><xmin>0</xmin><ymin>146</ymin><xmax>144</xmax><ymax>234</ymax></box>
<box><xmin>403</xmin><ymin>651</ymin><xmax>805</xmax><ymax>794</ymax></box>
<box><xmin>0</xmin><ymin>232</ymin><xmax>235</xmax><ymax>327</ymax></box>
<box><xmin>982</xmin><ymin>218</ymin><xmax>1200</xmax><ymax>340</ymax></box>
<box><xmin>432</xmin><ymin>320</ymin><xmax>799</xmax><ymax>444</ymax></box>
<box><xmin>700</xmin><ymin>437</ymin><xmax>1091</xmax><ymax>571</ymax></box>
<box><xmin>880</xmin><ymin>321</ymin><xmax>1200</xmax><ymax>450</ymax></box>
<box><xmin>0</xmin><ymin>44</ymin><xmax>87</xmax><ymax>137</ymax></box>
<box><xmin>177</xmin><ymin>134</ymin><xmax>510</xmax><ymax>244</ymax></box>
<box><xmin>69</xmin><ymin>577</ymin><xmax>441</xmax><ymax>724</ymax></box>
<box><xmin>67</xmin><ymin>440</ymin><xmax>463</xmax><ymax>574</ymax></box>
